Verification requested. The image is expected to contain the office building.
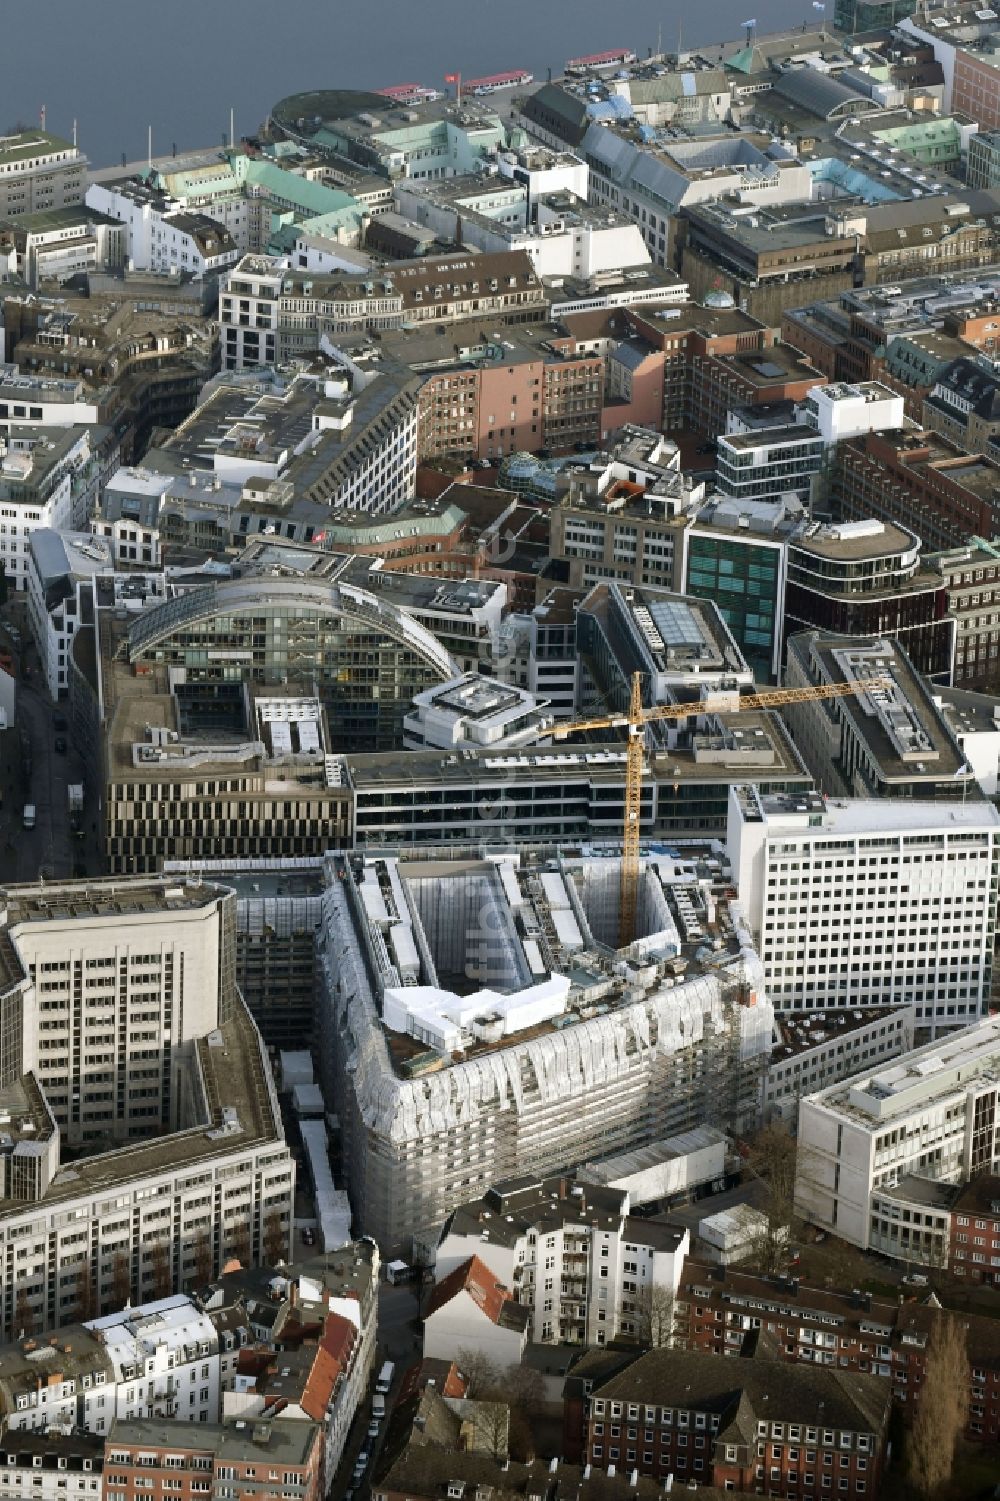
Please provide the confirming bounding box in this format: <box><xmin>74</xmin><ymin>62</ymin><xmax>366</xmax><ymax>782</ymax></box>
<box><xmin>218</xmin><ymin>250</ymin><xmax>545</xmax><ymax>369</ymax></box>
<box><xmin>931</xmin><ymin>540</ymin><xmax>1000</xmax><ymax>692</ymax></box>
<box><xmin>0</xmin><ymin>876</ymin><xmax>294</xmax><ymax>1340</ymax></box>
<box><xmin>716</xmin><ymin>425</ymin><xmax>825</xmax><ymax>505</ymax></box>
<box><xmin>575</xmin><ymin>584</ymin><xmax>753</xmax><ymax>713</ymax></box>
<box><xmin>763</xmin><ymin>1008</ymin><xmax>916</xmax><ymax>1124</ymax></box>
<box><xmin>794</xmin><ymin>1015</ymin><xmax>1000</xmax><ymax>1250</ymax></box>
<box><xmin>434</xmin><ymin>1174</ymin><xmax>690</xmax><ymax>1346</ymax></box>
<box><xmin>834</xmin><ymin>428</ymin><xmax>1000</xmax><ymax>556</ymax></box>
<box><xmin>729</xmin><ymin>783</ymin><xmax>999</xmax><ymax>1029</ymax></box>
<box><xmin>783</xmin><ymin>633</ymin><xmax>974</xmax><ymax>797</ymax></box>
<box><xmin>0</xmin><ymin>425</ymin><xmax>100</xmax><ymax>589</ymax></box>
<box><xmin>318</xmin><ymin>849</ymin><xmax>774</xmax><ymax>1256</ymax></box>
<box><xmin>403</xmin><ymin>675</ymin><xmax>553</xmax><ymax>752</ymax></box>
<box><xmin>146</xmin><ymin>360</ymin><xmax>422</xmax><ymax>520</ymax></box>
<box><xmin>386</xmin><ymin>320</ymin><xmax>605</xmax><ymax>463</ymax></box>
<box><xmin>0</xmin><ymin>205</ymin><xmax>126</xmax><ymax>289</ymax></box>
<box><xmin>968</xmin><ymin>130</ymin><xmax>1000</xmax><ymax>190</ymax></box>
<box><xmin>347</xmin><ymin>707</ymin><xmax>811</xmax><ymax>851</ymax></box>
<box><xmin>924</xmin><ymin>356</ymin><xmax>1000</xmax><ymax>455</ymax></box>
<box><xmin>902</xmin><ymin>5</ymin><xmax>1000</xmax><ymax>131</ymax></box>
<box><xmin>680</xmin><ymin>496</ymin><xmax>797</xmax><ymax>681</ymax></box>
<box><xmin>0</xmin><ymin>130</ymin><xmax>88</xmax><ymax>220</ymax></box>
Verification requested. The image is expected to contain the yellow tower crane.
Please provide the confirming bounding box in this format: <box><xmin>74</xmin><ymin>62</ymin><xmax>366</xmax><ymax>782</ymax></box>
<box><xmin>552</xmin><ymin>672</ymin><xmax>884</xmax><ymax>949</ymax></box>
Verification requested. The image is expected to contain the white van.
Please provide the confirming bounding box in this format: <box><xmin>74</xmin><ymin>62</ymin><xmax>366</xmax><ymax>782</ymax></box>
<box><xmin>22</xmin><ymin>804</ymin><xmax>35</xmax><ymax>830</ymax></box>
<box><xmin>376</xmin><ymin>1360</ymin><xmax>394</xmax><ymax>1395</ymax></box>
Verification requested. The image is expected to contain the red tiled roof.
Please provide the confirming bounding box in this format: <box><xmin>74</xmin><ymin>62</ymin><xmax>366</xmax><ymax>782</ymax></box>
<box><xmin>426</xmin><ymin>1255</ymin><xmax>513</xmax><ymax>1325</ymax></box>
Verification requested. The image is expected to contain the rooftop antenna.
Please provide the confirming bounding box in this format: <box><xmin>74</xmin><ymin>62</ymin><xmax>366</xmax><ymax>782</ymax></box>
<box><xmin>40</xmin><ymin>104</ymin><xmax>46</xmax><ymax>131</ymax></box>
<box><xmin>230</xmin><ymin>106</ymin><xmax>235</xmax><ymax>149</ymax></box>
<box><xmin>72</xmin><ymin>119</ymin><xmax>77</xmax><ymax>148</ymax></box>
<box><xmin>742</xmin><ymin>16</ymin><xmax>758</xmax><ymax>46</ymax></box>
<box><xmin>147</xmin><ymin>125</ymin><xmax>152</xmax><ymax>171</ymax></box>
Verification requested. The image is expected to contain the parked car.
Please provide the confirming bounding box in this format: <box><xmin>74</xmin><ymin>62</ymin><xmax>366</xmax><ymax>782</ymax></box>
<box><xmin>55</xmin><ymin>737</ymin><xmax>67</xmax><ymax>754</ymax></box>
<box><xmin>368</xmin><ymin>1419</ymin><xmax>380</xmax><ymax>1438</ymax></box>
<box><xmin>53</xmin><ymin>713</ymin><xmax>67</xmax><ymax>732</ymax></box>
<box><xmin>902</xmin><ymin>1272</ymin><xmax>929</xmax><ymax>1288</ymax></box>
<box><xmin>300</xmin><ymin>1227</ymin><xmax>316</xmax><ymax>1246</ymax></box>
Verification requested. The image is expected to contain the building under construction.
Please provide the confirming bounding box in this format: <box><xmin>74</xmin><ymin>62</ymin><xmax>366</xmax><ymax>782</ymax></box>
<box><xmin>317</xmin><ymin>847</ymin><xmax>774</xmax><ymax>1257</ymax></box>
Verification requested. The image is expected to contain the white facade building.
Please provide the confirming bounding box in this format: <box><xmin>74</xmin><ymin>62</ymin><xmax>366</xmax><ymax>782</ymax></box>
<box><xmin>87</xmin><ymin>1295</ymin><xmax>222</xmax><ymax>1425</ymax></box>
<box><xmin>403</xmin><ymin>674</ymin><xmax>552</xmax><ymax>752</ymax></box>
<box><xmin>0</xmin><ymin>877</ymin><xmax>295</xmax><ymax>1341</ymax></box>
<box><xmin>794</xmin><ymin>1014</ymin><xmax>1000</xmax><ymax>1249</ymax></box>
<box><xmin>85</xmin><ymin>182</ymin><xmax>238</xmax><ymax>277</ymax></box>
<box><xmin>763</xmin><ymin>1007</ymin><xmax>916</xmax><ymax>1125</ymax></box>
<box><xmin>0</xmin><ymin>369</ymin><xmax>101</xmax><ymax>428</ymax></box>
<box><xmin>801</xmin><ymin>381</ymin><xmax>907</xmax><ymax>446</ymax></box>
<box><xmin>434</xmin><ymin>1175</ymin><xmax>691</xmax><ymax>1346</ymax></box>
<box><xmin>727</xmin><ymin>785</ymin><xmax>1000</xmax><ymax>1033</ymax></box>
<box><xmin>27</xmin><ymin>530</ymin><xmax>115</xmax><ymax>698</ymax></box>
<box><xmin>0</xmin><ymin>426</ymin><xmax>92</xmax><ymax>590</ymax></box>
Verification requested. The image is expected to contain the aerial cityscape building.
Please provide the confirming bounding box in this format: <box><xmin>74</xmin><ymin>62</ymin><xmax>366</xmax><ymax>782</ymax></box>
<box><xmin>4</xmin><ymin>10</ymin><xmax>1000</xmax><ymax>1489</ymax></box>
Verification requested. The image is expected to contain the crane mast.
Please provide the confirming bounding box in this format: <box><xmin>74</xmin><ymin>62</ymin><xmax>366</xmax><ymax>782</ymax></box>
<box><xmin>553</xmin><ymin>671</ymin><xmax>886</xmax><ymax>949</ymax></box>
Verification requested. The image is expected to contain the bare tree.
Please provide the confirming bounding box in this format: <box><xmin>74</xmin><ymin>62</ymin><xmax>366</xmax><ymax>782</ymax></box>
<box><xmin>456</xmin><ymin>1347</ymin><xmax>501</xmax><ymax>1399</ymax></box>
<box><xmin>72</xmin><ymin>1259</ymin><xmax>97</xmax><ymax>1322</ymax></box>
<box><xmin>228</xmin><ymin>1218</ymin><xmax>252</xmax><ymax>1266</ymax></box>
<box><xmin>14</xmin><ymin>1288</ymin><xmax>33</xmax><ymax>1337</ymax></box>
<box><xmin>638</xmin><ymin>1282</ymin><xmax>676</xmax><ymax>1348</ymax></box>
<box><xmin>905</xmin><ymin>1314</ymin><xmax>970</xmax><ymax>1496</ymax></box>
<box><xmin>741</xmin><ymin>1122</ymin><xmax>803</xmax><ymax>1273</ymax></box>
<box><xmin>263</xmin><ymin>1210</ymin><xmax>287</xmax><ymax>1267</ymax></box>
<box><xmin>111</xmin><ymin>1252</ymin><xmax>131</xmax><ymax>1309</ymax></box>
<box><xmin>469</xmin><ymin>1399</ymin><xmax>509</xmax><ymax>1461</ymax></box>
<box><xmin>193</xmin><ymin>1230</ymin><xmax>214</xmax><ymax>1286</ymax></box>
<box><xmin>503</xmin><ymin>1365</ymin><xmax>543</xmax><ymax>1463</ymax></box>
<box><xmin>151</xmin><ymin>1239</ymin><xmax>172</xmax><ymax>1300</ymax></box>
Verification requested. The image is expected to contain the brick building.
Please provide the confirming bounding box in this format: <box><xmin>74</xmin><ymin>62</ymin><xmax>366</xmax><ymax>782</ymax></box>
<box><xmin>104</xmin><ymin>1417</ymin><xmax>323</xmax><ymax>1501</ymax></box>
<box><xmin>931</xmin><ymin>539</ymin><xmax>1000</xmax><ymax>690</ymax></box>
<box><xmin>672</xmin><ymin>1259</ymin><xmax>1000</xmax><ymax>1443</ymax></box>
<box><xmin>566</xmin><ymin>1342</ymin><xmax>891</xmax><ymax>1495</ymax></box>
<box><xmin>949</xmin><ymin>1176</ymin><xmax>1000</xmax><ymax>1286</ymax></box>
<box><xmin>624</xmin><ymin>305</ymin><xmax>825</xmax><ymax>436</ymax></box>
<box><xmin>385</xmin><ymin>323</ymin><xmax>604</xmax><ymax>462</ymax></box>
<box><xmin>833</xmin><ymin>429</ymin><xmax>1000</xmax><ymax>554</ymax></box>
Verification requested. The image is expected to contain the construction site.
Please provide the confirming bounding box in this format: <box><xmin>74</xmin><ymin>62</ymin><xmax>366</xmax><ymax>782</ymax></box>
<box><xmin>316</xmin><ymin>846</ymin><xmax>774</xmax><ymax>1258</ymax></box>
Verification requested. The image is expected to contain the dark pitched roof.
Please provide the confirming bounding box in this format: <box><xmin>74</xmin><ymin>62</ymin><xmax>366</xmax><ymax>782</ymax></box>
<box><xmin>590</xmin><ymin>1347</ymin><xmax>891</xmax><ymax>1435</ymax></box>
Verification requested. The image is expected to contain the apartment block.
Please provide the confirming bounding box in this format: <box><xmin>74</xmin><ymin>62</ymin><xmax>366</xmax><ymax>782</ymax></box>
<box><xmin>0</xmin><ymin>1433</ymin><xmax>103</xmax><ymax>1500</ymax></box>
<box><xmin>567</xmin><ymin>1344</ymin><xmax>891</xmax><ymax>1497</ymax></box>
<box><xmin>794</xmin><ymin>1015</ymin><xmax>1000</xmax><ymax>1250</ymax></box>
<box><xmin>729</xmin><ymin>784</ymin><xmax>999</xmax><ymax>1029</ymax></box>
<box><xmin>104</xmin><ymin>1417</ymin><xmax>323</xmax><ymax>1501</ymax></box>
<box><xmin>434</xmin><ymin>1175</ymin><xmax>690</xmax><ymax>1346</ymax></box>
<box><xmin>673</xmin><ymin>1257</ymin><xmax>1000</xmax><ymax>1442</ymax></box>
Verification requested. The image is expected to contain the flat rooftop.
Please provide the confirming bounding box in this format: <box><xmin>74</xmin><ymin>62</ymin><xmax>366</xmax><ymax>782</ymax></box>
<box><xmin>790</xmin><ymin>634</ymin><xmax>969</xmax><ymax>784</ymax></box>
<box><xmin>347</xmin><ymin>708</ymin><xmax>808</xmax><ymax>789</ymax></box>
